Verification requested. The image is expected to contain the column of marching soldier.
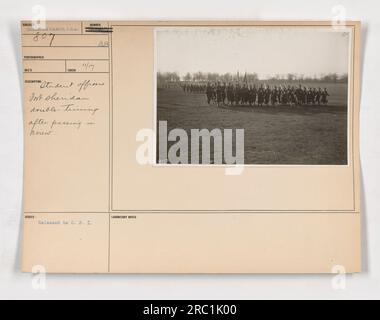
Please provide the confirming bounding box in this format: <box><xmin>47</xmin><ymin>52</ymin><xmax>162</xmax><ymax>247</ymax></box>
<box><xmin>181</xmin><ymin>82</ymin><xmax>330</xmax><ymax>107</ymax></box>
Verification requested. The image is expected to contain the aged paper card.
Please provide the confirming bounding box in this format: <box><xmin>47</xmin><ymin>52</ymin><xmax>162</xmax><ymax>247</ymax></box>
<box><xmin>21</xmin><ymin>21</ymin><xmax>361</xmax><ymax>273</ymax></box>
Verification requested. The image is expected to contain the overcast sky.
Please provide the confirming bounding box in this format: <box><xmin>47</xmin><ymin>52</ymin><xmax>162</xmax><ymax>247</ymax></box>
<box><xmin>156</xmin><ymin>27</ymin><xmax>351</xmax><ymax>79</ymax></box>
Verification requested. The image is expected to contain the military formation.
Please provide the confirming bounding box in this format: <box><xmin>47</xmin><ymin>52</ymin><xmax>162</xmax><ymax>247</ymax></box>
<box><xmin>182</xmin><ymin>82</ymin><xmax>330</xmax><ymax>107</ymax></box>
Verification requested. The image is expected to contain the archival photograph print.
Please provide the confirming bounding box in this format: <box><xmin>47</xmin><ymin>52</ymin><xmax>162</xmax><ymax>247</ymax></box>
<box><xmin>155</xmin><ymin>27</ymin><xmax>351</xmax><ymax>165</ymax></box>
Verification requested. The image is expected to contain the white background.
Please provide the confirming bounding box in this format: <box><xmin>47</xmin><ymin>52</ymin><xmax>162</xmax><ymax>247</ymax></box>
<box><xmin>0</xmin><ymin>0</ymin><xmax>379</xmax><ymax>300</ymax></box>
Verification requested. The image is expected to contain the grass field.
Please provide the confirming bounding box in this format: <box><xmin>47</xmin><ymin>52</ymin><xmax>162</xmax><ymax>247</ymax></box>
<box><xmin>157</xmin><ymin>83</ymin><xmax>348</xmax><ymax>165</ymax></box>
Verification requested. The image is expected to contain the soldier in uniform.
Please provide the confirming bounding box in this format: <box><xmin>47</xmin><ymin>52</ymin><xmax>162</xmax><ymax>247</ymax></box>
<box><xmin>307</xmin><ymin>88</ymin><xmax>313</xmax><ymax>104</ymax></box>
<box><xmin>277</xmin><ymin>86</ymin><xmax>283</xmax><ymax>105</ymax></box>
<box><xmin>243</xmin><ymin>84</ymin><xmax>249</xmax><ymax>105</ymax></box>
<box><xmin>316</xmin><ymin>88</ymin><xmax>322</xmax><ymax>105</ymax></box>
<box><xmin>226</xmin><ymin>83</ymin><xmax>233</xmax><ymax>106</ymax></box>
<box><xmin>248</xmin><ymin>85</ymin><xmax>255</xmax><ymax>106</ymax></box>
<box><xmin>221</xmin><ymin>83</ymin><xmax>227</xmax><ymax>104</ymax></box>
<box><xmin>257</xmin><ymin>85</ymin><xmax>264</xmax><ymax>107</ymax></box>
<box><xmin>290</xmin><ymin>86</ymin><xmax>297</xmax><ymax>106</ymax></box>
<box><xmin>295</xmin><ymin>85</ymin><xmax>303</xmax><ymax>105</ymax></box>
<box><xmin>271</xmin><ymin>86</ymin><xmax>278</xmax><ymax>106</ymax></box>
<box><xmin>231</xmin><ymin>84</ymin><xmax>237</xmax><ymax>106</ymax></box>
<box><xmin>312</xmin><ymin>88</ymin><xmax>318</xmax><ymax>104</ymax></box>
<box><xmin>216</xmin><ymin>82</ymin><xmax>224</xmax><ymax>106</ymax></box>
<box><xmin>206</xmin><ymin>83</ymin><xmax>214</xmax><ymax>105</ymax></box>
<box><xmin>234</xmin><ymin>83</ymin><xmax>240</xmax><ymax>105</ymax></box>
<box><xmin>264</xmin><ymin>85</ymin><xmax>271</xmax><ymax>106</ymax></box>
<box><xmin>252</xmin><ymin>84</ymin><xmax>257</xmax><ymax>106</ymax></box>
<box><xmin>282</xmin><ymin>87</ymin><xmax>289</xmax><ymax>105</ymax></box>
<box><xmin>302</xmin><ymin>87</ymin><xmax>307</xmax><ymax>105</ymax></box>
<box><xmin>321</xmin><ymin>88</ymin><xmax>329</xmax><ymax>105</ymax></box>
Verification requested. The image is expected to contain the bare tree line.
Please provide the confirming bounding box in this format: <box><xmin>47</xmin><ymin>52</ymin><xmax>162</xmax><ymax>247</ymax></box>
<box><xmin>157</xmin><ymin>71</ymin><xmax>348</xmax><ymax>84</ymax></box>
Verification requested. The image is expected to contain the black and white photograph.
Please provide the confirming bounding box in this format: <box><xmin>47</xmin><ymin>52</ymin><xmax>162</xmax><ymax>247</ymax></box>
<box><xmin>156</xmin><ymin>27</ymin><xmax>351</xmax><ymax>165</ymax></box>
